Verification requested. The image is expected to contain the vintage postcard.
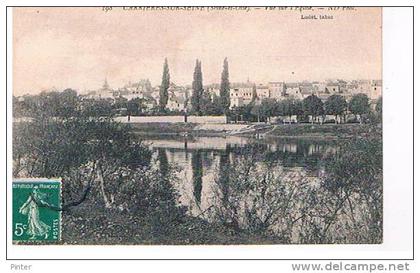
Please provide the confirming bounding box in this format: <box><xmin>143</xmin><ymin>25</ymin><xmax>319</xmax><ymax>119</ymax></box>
<box><xmin>12</xmin><ymin>6</ymin><xmax>383</xmax><ymax>246</ymax></box>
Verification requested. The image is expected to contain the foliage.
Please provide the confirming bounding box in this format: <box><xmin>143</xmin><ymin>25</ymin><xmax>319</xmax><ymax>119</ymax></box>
<box><xmin>319</xmin><ymin>138</ymin><xmax>383</xmax><ymax>243</ymax></box>
<box><xmin>303</xmin><ymin>94</ymin><xmax>324</xmax><ymax>123</ymax></box>
<box><xmin>294</xmin><ymin>100</ymin><xmax>304</xmax><ymax>120</ymax></box>
<box><xmin>349</xmin><ymin>93</ymin><xmax>370</xmax><ymax>123</ymax></box>
<box><xmin>209</xmin><ymin>137</ymin><xmax>382</xmax><ymax>244</ymax></box>
<box><xmin>260</xmin><ymin>98</ymin><xmax>278</xmax><ymax>121</ymax></box>
<box><xmin>250</xmin><ymin>103</ymin><xmax>263</xmax><ymax>122</ymax></box>
<box><xmin>251</xmin><ymin>84</ymin><xmax>257</xmax><ymax>102</ymax></box>
<box><xmin>13</xmin><ymin>89</ymin><xmax>156</xmax><ymax>211</ymax></box>
<box><xmin>375</xmin><ymin>96</ymin><xmax>382</xmax><ymax>114</ymax></box>
<box><xmin>276</xmin><ymin>98</ymin><xmax>301</xmax><ymax>120</ymax></box>
<box><xmin>219</xmin><ymin>57</ymin><xmax>230</xmax><ymax>113</ymax></box>
<box><xmin>13</xmin><ymin>89</ymin><xmax>79</xmax><ymax>118</ymax></box>
<box><xmin>191</xmin><ymin>59</ymin><xmax>204</xmax><ymax>115</ymax></box>
<box><xmin>159</xmin><ymin>58</ymin><xmax>170</xmax><ymax>112</ymax></box>
<box><xmin>81</xmin><ymin>99</ymin><xmax>113</xmax><ymax>117</ymax></box>
<box><xmin>375</xmin><ymin>96</ymin><xmax>382</xmax><ymax>124</ymax></box>
<box><xmin>230</xmin><ymin>103</ymin><xmax>255</xmax><ymax>123</ymax></box>
<box><xmin>325</xmin><ymin>95</ymin><xmax>347</xmax><ymax>123</ymax></box>
<box><xmin>112</xmin><ymin>96</ymin><xmax>128</xmax><ymax>111</ymax></box>
<box><xmin>200</xmin><ymin>93</ymin><xmax>224</xmax><ymax>116</ymax></box>
<box><xmin>127</xmin><ymin>98</ymin><xmax>146</xmax><ymax>116</ymax></box>
<box><xmin>191</xmin><ymin>150</ymin><xmax>204</xmax><ymax>204</ymax></box>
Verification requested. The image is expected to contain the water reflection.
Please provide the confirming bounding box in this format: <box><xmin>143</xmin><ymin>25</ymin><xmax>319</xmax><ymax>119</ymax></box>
<box><xmin>144</xmin><ymin>135</ymin><xmax>382</xmax><ymax>244</ymax></box>
<box><xmin>146</xmin><ymin>136</ymin><xmax>337</xmax><ymax>214</ymax></box>
<box><xmin>191</xmin><ymin>150</ymin><xmax>203</xmax><ymax>205</ymax></box>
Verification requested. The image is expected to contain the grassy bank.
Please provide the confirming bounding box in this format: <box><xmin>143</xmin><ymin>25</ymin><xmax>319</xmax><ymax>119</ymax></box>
<box><xmin>129</xmin><ymin>122</ymin><xmax>248</xmax><ymax>137</ymax></box>
<box><xmin>264</xmin><ymin>123</ymin><xmax>381</xmax><ymax>138</ymax></box>
<box><xmin>128</xmin><ymin>121</ymin><xmax>381</xmax><ymax>139</ymax></box>
<box><xmin>62</xmin><ymin>204</ymin><xmax>284</xmax><ymax>245</ymax></box>
<box><xmin>128</xmin><ymin>122</ymin><xmax>197</xmax><ymax>135</ymax></box>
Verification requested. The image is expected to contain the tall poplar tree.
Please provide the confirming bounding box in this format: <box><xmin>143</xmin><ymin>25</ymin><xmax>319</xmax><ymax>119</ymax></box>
<box><xmin>191</xmin><ymin>59</ymin><xmax>203</xmax><ymax>115</ymax></box>
<box><xmin>159</xmin><ymin>58</ymin><xmax>170</xmax><ymax>112</ymax></box>
<box><xmin>251</xmin><ymin>83</ymin><xmax>257</xmax><ymax>102</ymax></box>
<box><xmin>219</xmin><ymin>58</ymin><xmax>230</xmax><ymax>113</ymax></box>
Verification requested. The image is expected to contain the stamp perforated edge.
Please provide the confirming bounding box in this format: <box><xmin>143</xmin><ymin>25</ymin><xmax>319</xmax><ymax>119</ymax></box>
<box><xmin>12</xmin><ymin>177</ymin><xmax>63</xmax><ymax>243</ymax></box>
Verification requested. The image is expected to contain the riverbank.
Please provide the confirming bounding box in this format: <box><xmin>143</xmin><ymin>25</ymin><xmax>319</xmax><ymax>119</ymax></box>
<box><xmin>129</xmin><ymin>122</ymin><xmax>250</xmax><ymax>137</ymax></box>
<box><xmin>263</xmin><ymin>123</ymin><xmax>381</xmax><ymax>138</ymax></box>
<box><xmin>62</xmin><ymin>204</ymin><xmax>284</xmax><ymax>245</ymax></box>
<box><xmin>129</xmin><ymin>122</ymin><xmax>381</xmax><ymax>139</ymax></box>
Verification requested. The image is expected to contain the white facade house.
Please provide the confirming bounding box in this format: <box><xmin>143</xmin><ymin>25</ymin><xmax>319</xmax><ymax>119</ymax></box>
<box><xmin>229</xmin><ymin>87</ymin><xmax>253</xmax><ymax>108</ymax></box>
<box><xmin>268</xmin><ymin>82</ymin><xmax>286</xmax><ymax>100</ymax></box>
<box><xmin>167</xmin><ymin>96</ymin><xmax>186</xmax><ymax>112</ymax></box>
<box><xmin>256</xmin><ymin>85</ymin><xmax>270</xmax><ymax>99</ymax></box>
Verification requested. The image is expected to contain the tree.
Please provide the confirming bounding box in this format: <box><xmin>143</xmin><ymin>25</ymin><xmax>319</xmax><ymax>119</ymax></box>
<box><xmin>322</xmin><ymin>138</ymin><xmax>382</xmax><ymax>242</ymax></box>
<box><xmin>375</xmin><ymin>96</ymin><xmax>382</xmax><ymax>115</ymax></box>
<box><xmin>303</xmin><ymin>94</ymin><xmax>324</xmax><ymax>124</ymax></box>
<box><xmin>281</xmin><ymin>98</ymin><xmax>298</xmax><ymax>124</ymax></box>
<box><xmin>230</xmin><ymin>105</ymin><xmax>252</xmax><ymax>123</ymax></box>
<box><xmin>294</xmin><ymin>100</ymin><xmax>304</xmax><ymax>122</ymax></box>
<box><xmin>127</xmin><ymin>98</ymin><xmax>145</xmax><ymax>116</ymax></box>
<box><xmin>81</xmin><ymin>99</ymin><xmax>113</xmax><ymax>117</ymax></box>
<box><xmin>250</xmin><ymin>103</ymin><xmax>263</xmax><ymax>123</ymax></box>
<box><xmin>251</xmin><ymin>84</ymin><xmax>258</xmax><ymax>102</ymax></box>
<box><xmin>209</xmin><ymin>96</ymin><xmax>225</xmax><ymax>115</ymax></box>
<box><xmin>349</xmin><ymin>93</ymin><xmax>370</xmax><ymax>124</ymax></box>
<box><xmin>55</xmin><ymin>89</ymin><xmax>79</xmax><ymax>118</ymax></box>
<box><xmin>13</xmin><ymin>96</ymin><xmax>152</xmax><ymax>210</ymax></box>
<box><xmin>159</xmin><ymin>58</ymin><xmax>170</xmax><ymax>112</ymax></box>
<box><xmin>260</xmin><ymin>98</ymin><xmax>277</xmax><ymax>123</ymax></box>
<box><xmin>219</xmin><ymin>58</ymin><xmax>230</xmax><ymax>114</ymax></box>
<box><xmin>191</xmin><ymin>150</ymin><xmax>203</xmax><ymax>204</ymax></box>
<box><xmin>191</xmin><ymin>59</ymin><xmax>204</xmax><ymax>115</ymax></box>
<box><xmin>29</xmin><ymin>89</ymin><xmax>80</xmax><ymax>118</ymax></box>
<box><xmin>199</xmin><ymin>89</ymin><xmax>213</xmax><ymax>115</ymax></box>
<box><xmin>325</xmin><ymin>95</ymin><xmax>347</xmax><ymax>124</ymax></box>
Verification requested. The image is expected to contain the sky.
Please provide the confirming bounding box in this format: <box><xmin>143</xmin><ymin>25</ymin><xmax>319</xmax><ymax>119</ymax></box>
<box><xmin>13</xmin><ymin>7</ymin><xmax>382</xmax><ymax>95</ymax></box>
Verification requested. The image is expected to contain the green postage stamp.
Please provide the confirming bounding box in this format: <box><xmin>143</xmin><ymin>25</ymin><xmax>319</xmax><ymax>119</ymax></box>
<box><xmin>12</xmin><ymin>179</ymin><xmax>62</xmax><ymax>242</ymax></box>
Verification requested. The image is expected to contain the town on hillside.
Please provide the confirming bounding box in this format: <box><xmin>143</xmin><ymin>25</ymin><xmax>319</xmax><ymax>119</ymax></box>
<box><xmin>13</xmin><ymin>59</ymin><xmax>382</xmax><ymax>124</ymax></box>
<box><xmin>83</xmin><ymin>78</ymin><xmax>381</xmax><ymax>112</ymax></box>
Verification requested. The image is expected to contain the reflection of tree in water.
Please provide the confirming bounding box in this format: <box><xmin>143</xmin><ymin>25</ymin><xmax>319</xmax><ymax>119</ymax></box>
<box><xmin>191</xmin><ymin>150</ymin><xmax>203</xmax><ymax>205</ymax></box>
<box><xmin>219</xmin><ymin>144</ymin><xmax>231</xmax><ymax>209</ymax></box>
<box><xmin>201</xmin><ymin>150</ymin><xmax>214</xmax><ymax>169</ymax></box>
<box><xmin>262</xmin><ymin>139</ymin><xmax>336</xmax><ymax>171</ymax></box>
<box><xmin>149</xmin><ymin>148</ymin><xmax>184</xmax><ymax>236</ymax></box>
<box><xmin>208</xmin><ymin>138</ymin><xmax>381</xmax><ymax>244</ymax></box>
<box><xmin>158</xmin><ymin>148</ymin><xmax>169</xmax><ymax>178</ymax></box>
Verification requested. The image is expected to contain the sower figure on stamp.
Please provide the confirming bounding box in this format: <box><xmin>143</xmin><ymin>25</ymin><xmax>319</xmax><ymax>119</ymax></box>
<box><xmin>19</xmin><ymin>186</ymin><xmax>51</xmax><ymax>240</ymax></box>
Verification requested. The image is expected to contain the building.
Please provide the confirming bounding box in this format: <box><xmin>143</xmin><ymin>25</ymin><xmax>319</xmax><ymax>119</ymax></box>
<box><xmin>299</xmin><ymin>86</ymin><xmax>315</xmax><ymax>99</ymax></box>
<box><xmin>285</xmin><ymin>87</ymin><xmax>303</xmax><ymax>100</ymax></box>
<box><xmin>346</xmin><ymin>80</ymin><xmax>382</xmax><ymax>100</ymax></box>
<box><xmin>229</xmin><ymin>87</ymin><xmax>253</xmax><ymax>108</ymax></box>
<box><xmin>167</xmin><ymin>95</ymin><xmax>187</xmax><ymax>112</ymax></box>
<box><xmin>268</xmin><ymin>82</ymin><xmax>286</xmax><ymax>100</ymax></box>
<box><xmin>324</xmin><ymin>84</ymin><xmax>340</xmax><ymax>94</ymax></box>
<box><xmin>96</xmin><ymin>78</ymin><xmax>115</xmax><ymax>99</ymax></box>
<box><xmin>370</xmin><ymin>80</ymin><xmax>382</xmax><ymax>100</ymax></box>
<box><xmin>255</xmin><ymin>84</ymin><xmax>270</xmax><ymax>100</ymax></box>
<box><xmin>117</xmin><ymin>79</ymin><xmax>153</xmax><ymax>101</ymax></box>
<box><xmin>207</xmin><ymin>87</ymin><xmax>221</xmax><ymax>102</ymax></box>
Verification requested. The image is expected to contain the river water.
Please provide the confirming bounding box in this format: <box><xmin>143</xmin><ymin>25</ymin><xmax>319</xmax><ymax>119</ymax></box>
<box><xmin>143</xmin><ymin>136</ymin><xmax>338</xmax><ymax>218</ymax></box>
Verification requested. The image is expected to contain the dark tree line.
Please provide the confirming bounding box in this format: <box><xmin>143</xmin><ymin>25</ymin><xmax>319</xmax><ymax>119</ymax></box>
<box><xmin>13</xmin><ymin>90</ymin><xmax>157</xmax><ymax>119</ymax></box>
<box><xmin>230</xmin><ymin>93</ymin><xmax>378</xmax><ymax>124</ymax></box>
